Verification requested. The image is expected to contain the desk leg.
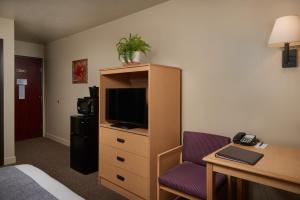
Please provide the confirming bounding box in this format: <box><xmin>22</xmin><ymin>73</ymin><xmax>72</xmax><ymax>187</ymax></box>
<box><xmin>207</xmin><ymin>163</ymin><xmax>215</xmax><ymax>200</ymax></box>
<box><xmin>237</xmin><ymin>178</ymin><xmax>246</xmax><ymax>200</ymax></box>
<box><xmin>227</xmin><ymin>176</ymin><xmax>232</xmax><ymax>200</ymax></box>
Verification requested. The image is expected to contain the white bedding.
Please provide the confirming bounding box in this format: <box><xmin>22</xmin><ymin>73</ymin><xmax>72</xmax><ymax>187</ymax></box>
<box><xmin>15</xmin><ymin>164</ymin><xmax>84</xmax><ymax>200</ymax></box>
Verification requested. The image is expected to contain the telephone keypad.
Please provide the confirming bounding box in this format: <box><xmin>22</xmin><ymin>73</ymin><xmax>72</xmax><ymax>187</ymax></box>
<box><xmin>241</xmin><ymin>135</ymin><xmax>255</xmax><ymax>144</ymax></box>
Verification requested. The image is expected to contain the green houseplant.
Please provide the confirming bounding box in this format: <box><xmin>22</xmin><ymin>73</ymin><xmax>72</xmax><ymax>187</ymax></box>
<box><xmin>116</xmin><ymin>33</ymin><xmax>150</xmax><ymax>64</ymax></box>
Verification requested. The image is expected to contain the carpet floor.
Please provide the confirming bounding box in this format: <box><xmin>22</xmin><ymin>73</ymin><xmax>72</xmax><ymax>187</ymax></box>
<box><xmin>15</xmin><ymin>137</ymin><xmax>127</xmax><ymax>200</ymax></box>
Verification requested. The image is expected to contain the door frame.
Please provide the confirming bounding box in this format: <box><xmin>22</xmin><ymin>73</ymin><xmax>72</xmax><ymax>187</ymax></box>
<box><xmin>0</xmin><ymin>39</ymin><xmax>3</xmax><ymax>165</ymax></box>
<box><xmin>14</xmin><ymin>55</ymin><xmax>44</xmax><ymax>140</ymax></box>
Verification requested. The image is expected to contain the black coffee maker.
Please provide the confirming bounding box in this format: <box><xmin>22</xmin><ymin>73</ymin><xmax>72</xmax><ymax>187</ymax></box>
<box><xmin>77</xmin><ymin>86</ymin><xmax>99</xmax><ymax>115</ymax></box>
<box><xmin>89</xmin><ymin>86</ymin><xmax>98</xmax><ymax>98</ymax></box>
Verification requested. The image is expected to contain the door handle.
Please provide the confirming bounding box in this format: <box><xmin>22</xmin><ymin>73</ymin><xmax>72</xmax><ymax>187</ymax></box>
<box><xmin>116</xmin><ymin>174</ymin><xmax>125</xmax><ymax>181</ymax></box>
<box><xmin>116</xmin><ymin>156</ymin><xmax>125</xmax><ymax>162</ymax></box>
<box><xmin>116</xmin><ymin>138</ymin><xmax>125</xmax><ymax>143</ymax></box>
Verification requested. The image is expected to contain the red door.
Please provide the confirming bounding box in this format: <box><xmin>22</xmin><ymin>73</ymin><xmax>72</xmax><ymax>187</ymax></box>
<box><xmin>15</xmin><ymin>56</ymin><xmax>43</xmax><ymax>141</ymax></box>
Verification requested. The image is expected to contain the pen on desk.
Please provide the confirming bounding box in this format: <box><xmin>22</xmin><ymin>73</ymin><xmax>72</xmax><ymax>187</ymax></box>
<box><xmin>259</xmin><ymin>141</ymin><xmax>264</xmax><ymax>147</ymax></box>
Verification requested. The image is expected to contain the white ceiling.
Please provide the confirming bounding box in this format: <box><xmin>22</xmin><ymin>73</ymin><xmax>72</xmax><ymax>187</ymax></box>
<box><xmin>0</xmin><ymin>0</ymin><xmax>169</xmax><ymax>43</ymax></box>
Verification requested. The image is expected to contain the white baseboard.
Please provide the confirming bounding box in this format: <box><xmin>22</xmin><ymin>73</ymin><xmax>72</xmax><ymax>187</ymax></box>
<box><xmin>4</xmin><ymin>156</ymin><xmax>16</xmax><ymax>165</ymax></box>
<box><xmin>45</xmin><ymin>133</ymin><xmax>70</xmax><ymax>146</ymax></box>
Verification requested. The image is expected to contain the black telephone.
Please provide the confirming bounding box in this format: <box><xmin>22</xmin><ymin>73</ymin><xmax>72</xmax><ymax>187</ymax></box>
<box><xmin>233</xmin><ymin>132</ymin><xmax>257</xmax><ymax>146</ymax></box>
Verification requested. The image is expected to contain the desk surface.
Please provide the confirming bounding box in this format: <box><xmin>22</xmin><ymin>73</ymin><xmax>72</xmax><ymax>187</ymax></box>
<box><xmin>203</xmin><ymin>143</ymin><xmax>300</xmax><ymax>185</ymax></box>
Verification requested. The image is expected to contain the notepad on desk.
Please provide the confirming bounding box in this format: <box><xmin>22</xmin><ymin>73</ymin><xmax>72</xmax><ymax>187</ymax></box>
<box><xmin>215</xmin><ymin>146</ymin><xmax>264</xmax><ymax>165</ymax></box>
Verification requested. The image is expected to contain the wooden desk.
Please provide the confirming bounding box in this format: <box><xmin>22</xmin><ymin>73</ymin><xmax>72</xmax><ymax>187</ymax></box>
<box><xmin>203</xmin><ymin>143</ymin><xmax>300</xmax><ymax>200</ymax></box>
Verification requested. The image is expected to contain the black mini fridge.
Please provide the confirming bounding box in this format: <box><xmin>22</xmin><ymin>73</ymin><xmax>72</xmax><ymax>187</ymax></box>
<box><xmin>70</xmin><ymin>115</ymin><xmax>98</xmax><ymax>174</ymax></box>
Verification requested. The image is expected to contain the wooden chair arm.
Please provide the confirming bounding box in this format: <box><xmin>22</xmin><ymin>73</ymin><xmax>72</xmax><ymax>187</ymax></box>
<box><xmin>158</xmin><ymin>145</ymin><xmax>183</xmax><ymax>159</ymax></box>
<box><xmin>157</xmin><ymin>145</ymin><xmax>183</xmax><ymax>177</ymax></box>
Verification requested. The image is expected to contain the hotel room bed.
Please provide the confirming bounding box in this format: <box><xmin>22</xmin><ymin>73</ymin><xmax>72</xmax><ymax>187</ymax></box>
<box><xmin>0</xmin><ymin>164</ymin><xmax>84</xmax><ymax>200</ymax></box>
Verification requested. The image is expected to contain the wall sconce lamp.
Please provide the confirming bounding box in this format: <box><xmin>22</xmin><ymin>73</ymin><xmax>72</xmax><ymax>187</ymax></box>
<box><xmin>268</xmin><ymin>15</ymin><xmax>300</xmax><ymax>68</ymax></box>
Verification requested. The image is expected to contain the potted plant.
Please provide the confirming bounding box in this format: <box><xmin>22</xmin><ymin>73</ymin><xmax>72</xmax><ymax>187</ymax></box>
<box><xmin>116</xmin><ymin>33</ymin><xmax>150</xmax><ymax>65</ymax></box>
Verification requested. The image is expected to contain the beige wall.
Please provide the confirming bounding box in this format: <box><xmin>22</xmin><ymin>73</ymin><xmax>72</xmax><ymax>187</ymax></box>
<box><xmin>45</xmin><ymin>1</ymin><xmax>300</xmax><ymax>198</ymax></box>
<box><xmin>46</xmin><ymin>0</ymin><xmax>300</xmax><ymax>147</ymax></box>
<box><xmin>15</xmin><ymin>40</ymin><xmax>44</xmax><ymax>58</ymax></box>
<box><xmin>0</xmin><ymin>17</ymin><xmax>15</xmax><ymax>164</ymax></box>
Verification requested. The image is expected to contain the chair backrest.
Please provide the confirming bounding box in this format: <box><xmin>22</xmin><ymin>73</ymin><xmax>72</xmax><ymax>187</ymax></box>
<box><xmin>182</xmin><ymin>131</ymin><xmax>230</xmax><ymax>166</ymax></box>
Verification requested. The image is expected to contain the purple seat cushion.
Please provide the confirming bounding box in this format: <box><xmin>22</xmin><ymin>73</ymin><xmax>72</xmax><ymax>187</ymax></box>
<box><xmin>159</xmin><ymin>162</ymin><xmax>227</xmax><ymax>199</ymax></box>
<box><xmin>183</xmin><ymin>131</ymin><xmax>230</xmax><ymax>166</ymax></box>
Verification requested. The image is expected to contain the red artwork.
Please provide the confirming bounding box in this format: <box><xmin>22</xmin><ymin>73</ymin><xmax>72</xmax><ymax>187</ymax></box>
<box><xmin>72</xmin><ymin>59</ymin><xmax>88</xmax><ymax>83</ymax></box>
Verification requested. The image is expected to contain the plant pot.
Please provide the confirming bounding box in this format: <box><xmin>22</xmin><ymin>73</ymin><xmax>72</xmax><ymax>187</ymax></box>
<box><xmin>132</xmin><ymin>51</ymin><xmax>144</xmax><ymax>64</ymax></box>
<box><xmin>120</xmin><ymin>52</ymin><xmax>132</xmax><ymax>64</ymax></box>
<box><xmin>120</xmin><ymin>51</ymin><xmax>145</xmax><ymax>65</ymax></box>
<box><xmin>120</xmin><ymin>56</ymin><xmax>126</xmax><ymax>64</ymax></box>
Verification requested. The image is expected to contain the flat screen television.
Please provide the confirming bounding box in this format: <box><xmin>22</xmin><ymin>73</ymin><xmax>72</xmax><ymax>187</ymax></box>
<box><xmin>106</xmin><ymin>88</ymin><xmax>148</xmax><ymax>129</ymax></box>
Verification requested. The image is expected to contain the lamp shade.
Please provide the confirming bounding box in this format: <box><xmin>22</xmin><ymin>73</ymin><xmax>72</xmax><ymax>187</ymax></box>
<box><xmin>268</xmin><ymin>15</ymin><xmax>300</xmax><ymax>47</ymax></box>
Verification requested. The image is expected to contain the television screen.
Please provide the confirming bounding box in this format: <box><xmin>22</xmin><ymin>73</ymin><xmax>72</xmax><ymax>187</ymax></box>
<box><xmin>106</xmin><ymin>88</ymin><xmax>148</xmax><ymax>128</ymax></box>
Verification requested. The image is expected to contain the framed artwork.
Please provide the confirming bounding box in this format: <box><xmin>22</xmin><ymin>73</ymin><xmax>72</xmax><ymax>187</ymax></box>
<box><xmin>72</xmin><ymin>59</ymin><xmax>88</xmax><ymax>83</ymax></box>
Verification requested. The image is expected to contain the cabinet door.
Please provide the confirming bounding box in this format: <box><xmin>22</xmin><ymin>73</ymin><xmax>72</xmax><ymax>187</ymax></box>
<box><xmin>70</xmin><ymin>116</ymin><xmax>88</xmax><ymax>136</ymax></box>
<box><xmin>70</xmin><ymin>135</ymin><xmax>89</xmax><ymax>170</ymax></box>
<box><xmin>70</xmin><ymin>134</ymin><xmax>98</xmax><ymax>173</ymax></box>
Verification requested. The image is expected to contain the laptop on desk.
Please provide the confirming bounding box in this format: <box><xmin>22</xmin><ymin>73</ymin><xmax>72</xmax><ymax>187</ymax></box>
<box><xmin>215</xmin><ymin>145</ymin><xmax>264</xmax><ymax>165</ymax></box>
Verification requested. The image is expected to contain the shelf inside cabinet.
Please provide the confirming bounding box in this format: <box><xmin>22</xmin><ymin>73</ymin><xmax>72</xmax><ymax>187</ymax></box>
<box><xmin>100</xmin><ymin>123</ymin><xmax>149</xmax><ymax>136</ymax></box>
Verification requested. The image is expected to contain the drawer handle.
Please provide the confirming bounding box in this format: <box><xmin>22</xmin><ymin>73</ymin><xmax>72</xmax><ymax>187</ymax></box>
<box><xmin>117</xmin><ymin>138</ymin><xmax>125</xmax><ymax>143</ymax></box>
<box><xmin>116</xmin><ymin>156</ymin><xmax>125</xmax><ymax>162</ymax></box>
<box><xmin>116</xmin><ymin>174</ymin><xmax>125</xmax><ymax>181</ymax></box>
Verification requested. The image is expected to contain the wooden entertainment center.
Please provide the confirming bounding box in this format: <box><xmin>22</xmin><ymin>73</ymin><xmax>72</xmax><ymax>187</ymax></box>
<box><xmin>99</xmin><ymin>64</ymin><xmax>181</xmax><ymax>200</ymax></box>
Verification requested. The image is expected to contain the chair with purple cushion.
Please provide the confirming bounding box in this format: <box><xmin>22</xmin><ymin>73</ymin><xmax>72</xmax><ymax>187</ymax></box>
<box><xmin>157</xmin><ymin>131</ymin><xmax>230</xmax><ymax>200</ymax></box>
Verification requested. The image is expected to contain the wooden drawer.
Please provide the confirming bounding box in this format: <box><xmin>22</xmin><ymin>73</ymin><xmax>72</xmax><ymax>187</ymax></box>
<box><xmin>101</xmin><ymin>163</ymin><xmax>149</xmax><ymax>199</ymax></box>
<box><xmin>100</xmin><ymin>178</ymin><xmax>145</xmax><ymax>200</ymax></box>
<box><xmin>100</xmin><ymin>127</ymin><xmax>149</xmax><ymax>157</ymax></box>
<box><xmin>100</xmin><ymin>144</ymin><xmax>149</xmax><ymax>178</ymax></box>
